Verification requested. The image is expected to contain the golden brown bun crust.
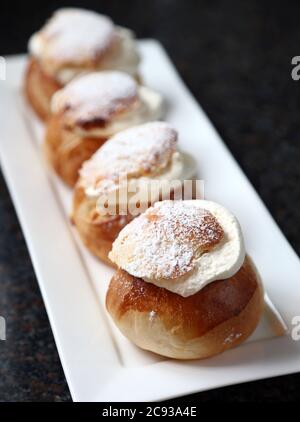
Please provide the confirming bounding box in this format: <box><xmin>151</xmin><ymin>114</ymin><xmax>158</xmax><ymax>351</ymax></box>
<box><xmin>44</xmin><ymin>115</ymin><xmax>108</xmax><ymax>187</ymax></box>
<box><xmin>24</xmin><ymin>58</ymin><xmax>61</xmax><ymax>121</ymax></box>
<box><xmin>106</xmin><ymin>256</ymin><xmax>264</xmax><ymax>359</ymax></box>
<box><xmin>72</xmin><ymin>186</ymin><xmax>134</xmax><ymax>265</ymax></box>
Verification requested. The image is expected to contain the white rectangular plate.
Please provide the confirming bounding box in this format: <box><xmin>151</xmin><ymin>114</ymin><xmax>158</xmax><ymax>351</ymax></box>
<box><xmin>0</xmin><ymin>40</ymin><xmax>299</xmax><ymax>402</ymax></box>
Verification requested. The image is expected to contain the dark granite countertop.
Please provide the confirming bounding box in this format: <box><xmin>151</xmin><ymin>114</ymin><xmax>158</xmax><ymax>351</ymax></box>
<box><xmin>0</xmin><ymin>0</ymin><xmax>300</xmax><ymax>402</ymax></box>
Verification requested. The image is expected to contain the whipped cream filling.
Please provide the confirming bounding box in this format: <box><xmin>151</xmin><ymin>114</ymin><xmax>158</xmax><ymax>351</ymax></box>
<box><xmin>109</xmin><ymin>200</ymin><xmax>246</xmax><ymax>297</ymax></box>
<box><xmin>28</xmin><ymin>9</ymin><xmax>140</xmax><ymax>83</ymax></box>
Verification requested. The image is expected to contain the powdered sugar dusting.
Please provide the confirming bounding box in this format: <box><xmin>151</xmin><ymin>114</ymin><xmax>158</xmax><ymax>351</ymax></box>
<box><xmin>223</xmin><ymin>332</ymin><xmax>242</xmax><ymax>345</ymax></box>
<box><xmin>31</xmin><ymin>8</ymin><xmax>115</xmax><ymax>65</ymax></box>
<box><xmin>110</xmin><ymin>201</ymin><xmax>224</xmax><ymax>280</ymax></box>
<box><xmin>80</xmin><ymin>122</ymin><xmax>177</xmax><ymax>193</ymax></box>
<box><xmin>52</xmin><ymin>71</ymin><xmax>138</xmax><ymax>127</ymax></box>
<box><xmin>148</xmin><ymin>310</ymin><xmax>157</xmax><ymax>324</ymax></box>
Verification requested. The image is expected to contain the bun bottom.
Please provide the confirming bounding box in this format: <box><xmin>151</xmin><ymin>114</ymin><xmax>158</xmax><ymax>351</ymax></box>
<box><xmin>24</xmin><ymin>58</ymin><xmax>61</xmax><ymax>121</ymax></box>
<box><xmin>106</xmin><ymin>256</ymin><xmax>264</xmax><ymax>359</ymax></box>
<box><xmin>44</xmin><ymin>116</ymin><xmax>108</xmax><ymax>187</ymax></box>
<box><xmin>72</xmin><ymin>186</ymin><xmax>133</xmax><ymax>266</ymax></box>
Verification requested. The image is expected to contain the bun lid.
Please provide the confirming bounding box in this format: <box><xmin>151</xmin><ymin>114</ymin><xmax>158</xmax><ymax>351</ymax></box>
<box><xmin>51</xmin><ymin>71</ymin><xmax>138</xmax><ymax>130</ymax></box>
<box><xmin>80</xmin><ymin>121</ymin><xmax>177</xmax><ymax>189</ymax></box>
<box><xmin>29</xmin><ymin>8</ymin><xmax>116</xmax><ymax>69</ymax></box>
<box><xmin>109</xmin><ymin>200</ymin><xmax>246</xmax><ymax>297</ymax></box>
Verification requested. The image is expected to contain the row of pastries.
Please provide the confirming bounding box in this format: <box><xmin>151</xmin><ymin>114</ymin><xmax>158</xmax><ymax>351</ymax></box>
<box><xmin>24</xmin><ymin>8</ymin><xmax>264</xmax><ymax>360</ymax></box>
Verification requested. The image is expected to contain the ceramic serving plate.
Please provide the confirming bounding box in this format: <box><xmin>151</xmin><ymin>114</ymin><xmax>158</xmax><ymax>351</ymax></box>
<box><xmin>0</xmin><ymin>40</ymin><xmax>299</xmax><ymax>402</ymax></box>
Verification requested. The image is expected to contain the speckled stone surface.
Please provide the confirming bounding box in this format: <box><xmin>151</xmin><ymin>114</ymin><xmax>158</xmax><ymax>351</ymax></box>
<box><xmin>0</xmin><ymin>0</ymin><xmax>300</xmax><ymax>402</ymax></box>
